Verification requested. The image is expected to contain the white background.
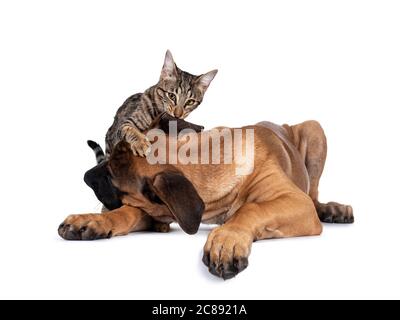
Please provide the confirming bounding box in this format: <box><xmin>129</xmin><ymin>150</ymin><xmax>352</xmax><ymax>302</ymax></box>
<box><xmin>0</xmin><ymin>0</ymin><xmax>399</xmax><ymax>299</ymax></box>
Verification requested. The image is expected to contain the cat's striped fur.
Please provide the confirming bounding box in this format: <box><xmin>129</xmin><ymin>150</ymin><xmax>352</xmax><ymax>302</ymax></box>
<box><xmin>92</xmin><ymin>50</ymin><xmax>217</xmax><ymax>163</ymax></box>
<box><xmin>87</xmin><ymin>140</ymin><xmax>105</xmax><ymax>164</ymax></box>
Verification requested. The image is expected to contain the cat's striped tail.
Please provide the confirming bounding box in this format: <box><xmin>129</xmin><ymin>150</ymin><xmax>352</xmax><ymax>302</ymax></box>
<box><xmin>87</xmin><ymin>140</ymin><xmax>106</xmax><ymax>164</ymax></box>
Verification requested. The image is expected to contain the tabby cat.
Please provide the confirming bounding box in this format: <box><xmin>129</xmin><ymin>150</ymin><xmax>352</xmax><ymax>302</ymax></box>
<box><xmin>92</xmin><ymin>50</ymin><xmax>217</xmax><ymax>163</ymax></box>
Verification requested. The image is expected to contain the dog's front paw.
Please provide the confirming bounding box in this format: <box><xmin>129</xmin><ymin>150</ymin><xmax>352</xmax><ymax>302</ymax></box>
<box><xmin>151</xmin><ymin>221</ymin><xmax>171</xmax><ymax>233</ymax></box>
<box><xmin>202</xmin><ymin>226</ymin><xmax>252</xmax><ymax>280</ymax></box>
<box><xmin>58</xmin><ymin>214</ymin><xmax>113</xmax><ymax>240</ymax></box>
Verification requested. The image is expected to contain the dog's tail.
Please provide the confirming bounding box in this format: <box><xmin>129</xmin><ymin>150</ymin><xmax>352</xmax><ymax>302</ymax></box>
<box><xmin>87</xmin><ymin>140</ymin><xmax>106</xmax><ymax>164</ymax></box>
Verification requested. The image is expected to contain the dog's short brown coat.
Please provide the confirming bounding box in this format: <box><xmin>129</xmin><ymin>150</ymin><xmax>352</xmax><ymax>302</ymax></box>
<box><xmin>59</xmin><ymin>120</ymin><xmax>353</xmax><ymax>279</ymax></box>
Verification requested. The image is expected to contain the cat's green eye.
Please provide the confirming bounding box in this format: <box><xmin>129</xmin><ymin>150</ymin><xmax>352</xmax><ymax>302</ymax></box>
<box><xmin>186</xmin><ymin>99</ymin><xmax>195</xmax><ymax>106</ymax></box>
<box><xmin>168</xmin><ymin>92</ymin><xmax>176</xmax><ymax>102</ymax></box>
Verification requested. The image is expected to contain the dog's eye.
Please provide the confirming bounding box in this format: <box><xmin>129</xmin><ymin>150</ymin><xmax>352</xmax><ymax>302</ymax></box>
<box><xmin>168</xmin><ymin>92</ymin><xmax>176</xmax><ymax>102</ymax></box>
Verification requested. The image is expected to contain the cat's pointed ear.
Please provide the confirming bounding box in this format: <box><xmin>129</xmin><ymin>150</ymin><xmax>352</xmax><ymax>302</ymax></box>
<box><xmin>197</xmin><ymin>69</ymin><xmax>218</xmax><ymax>92</ymax></box>
<box><xmin>160</xmin><ymin>50</ymin><xmax>178</xmax><ymax>80</ymax></box>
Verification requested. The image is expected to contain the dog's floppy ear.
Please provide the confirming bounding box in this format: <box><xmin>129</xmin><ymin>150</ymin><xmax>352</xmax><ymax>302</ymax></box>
<box><xmin>147</xmin><ymin>171</ymin><xmax>204</xmax><ymax>235</ymax></box>
<box><xmin>109</xmin><ymin>140</ymin><xmax>134</xmax><ymax>177</ymax></box>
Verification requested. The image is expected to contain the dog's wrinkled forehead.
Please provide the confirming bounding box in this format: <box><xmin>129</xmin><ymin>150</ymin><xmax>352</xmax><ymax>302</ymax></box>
<box><xmin>84</xmin><ymin>162</ymin><xmax>123</xmax><ymax>210</ymax></box>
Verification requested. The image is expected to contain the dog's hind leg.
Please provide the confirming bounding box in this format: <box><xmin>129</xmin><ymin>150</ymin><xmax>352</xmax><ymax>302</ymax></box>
<box><xmin>314</xmin><ymin>201</ymin><xmax>354</xmax><ymax>223</ymax></box>
<box><xmin>287</xmin><ymin>120</ymin><xmax>354</xmax><ymax>223</ymax></box>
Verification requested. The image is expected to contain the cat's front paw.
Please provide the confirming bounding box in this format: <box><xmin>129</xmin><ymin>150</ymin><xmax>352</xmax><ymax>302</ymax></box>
<box><xmin>129</xmin><ymin>135</ymin><xmax>152</xmax><ymax>157</ymax></box>
<box><xmin>122</xmin><ymin>126</ymin><xmax>152</xmax><ymax>157</ymax></box>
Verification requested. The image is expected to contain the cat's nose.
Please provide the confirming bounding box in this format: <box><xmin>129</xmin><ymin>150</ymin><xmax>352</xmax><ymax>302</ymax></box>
<box><xmin>174</xmin><ymin>107</ymin><xmax>184</xmax><ymax>118</ymax></box>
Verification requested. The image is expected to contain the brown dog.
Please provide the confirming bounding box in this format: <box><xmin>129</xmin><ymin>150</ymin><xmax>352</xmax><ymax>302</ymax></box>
<box><xmin>59</xmin><ymin>120</ymin><xmax>353</xmax><ymax>279</ymax></box>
